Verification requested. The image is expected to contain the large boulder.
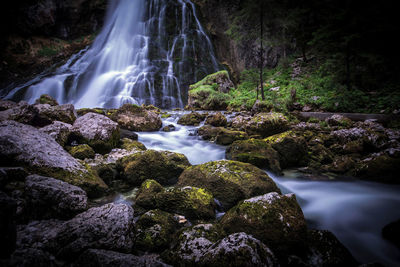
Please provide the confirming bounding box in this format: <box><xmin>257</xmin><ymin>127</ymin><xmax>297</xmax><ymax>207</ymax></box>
<box><xmin>178</xmin><ymin>160</ymin><xmax>280</xmax><ymax>209</ymax></box>
<box><xmin>198</xmin><ymin>125</ymin><xmax>248</xmax><ymax>145</ymax></box>
<box><xmin>355</xmin><ymin>153</ymin><xmax>400</xmax><ymax>183</ymax></box>
<box><xmin>201</xmin><ymin>232</ymin><xmax>278</xmax><ymax>267</ymax></box>
<box><xmin>177</xmin><ymin>112</ymin><xmax>206</xmax><ymax>126</ymax></box>
<box><xmin>119</xmin><ymin>150</ymin><xmax>190</xmax><ymax>186</ymax></box>
<box><xmin>25</xmin><ymin>174</ymin><xmax>88</xmax><ymax>219</ymax></box>
<box><xmin>73</xmin><ymin>249</ymin><xmax>170</xmax><ymax>267</ymax></box>
<box><xmin>52</xmin><ymin>203</ymin><xmax>135</xmax><ymax>259</ymax></box>
<box><xmin>72</xmin><ymin>112</ymin><xmax>120</xmax><ymax>154</ymax></box>
<box><xmin>0</xmin><ymin>100</ymin><xmax>17</xmax><ymax>111</ymax></box>
<box><xmin>34</xmin><ymin>103</ymin><xmax>76</xmax><ymax>126</ymax></box>
<box><xmin>39</xmin><ymin>121</ymin><xmax>72</xmax><ymax>146</ymax></box>
<box><xmin>231</xmin><ymin>113</ymin><xmax>289</xmax><ymax>138</ymax></box>
<box><xmin>109</xmin><ymin>104</ymin><xmax>162</xmax><ymax>131</ymax></box>
<box><xmin>0</xmin><ymin>120</ymin><xmax>108</xmax><ymax>197</ymax></box>
<box><xmin>35</xmin><ymin>94</ymin><xmax>59</xmax><ymax>106</ymax></box>
<box><xmin>205</xmin><ymin>112</ymin><xmax>227</xmax><ymax>127</ymax></box>
<box><xmin>220</xmin><ymin>192</ymin><xmax>307</xmax><ymax>255</ymax></box>
<box><xmin>68</xmin><ymin>144</ymin><xmax>95</xmax><ymax>160</ymax></box>
<box><xmin>135</xmin><ymin>209</ymin><xmax>181</xmax><ymax>252</ymax></box>
<box><xmin>264</xmin><ymin>130</ymin><xmax>308</xmax><ymax>169</ymax></box>
<box><xmin>0</xmin><ymin>101</ymin><xmax>38</xmax><ymax>126</ymax></box>
<box><xmin>226</xmin><ymin>139</ymin><xmax>281</xmax><ymax>173</ymax></box>
<box><xmin>134</xmin><ymin>179</ymin><xmax>165</xmax><ymax>210</ymax></box>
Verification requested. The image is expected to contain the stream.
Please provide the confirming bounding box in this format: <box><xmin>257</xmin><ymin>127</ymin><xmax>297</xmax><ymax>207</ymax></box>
<box><xmin>127</xmin><ymin>112</ymin><xmax>400</xmax><ymax>266</ymax></box>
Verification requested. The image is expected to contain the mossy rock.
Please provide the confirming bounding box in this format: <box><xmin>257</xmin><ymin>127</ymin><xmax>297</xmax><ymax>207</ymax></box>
<box><xmin>178</xmin><ymin>160</ymin><xmax>281</xmax><ymax>210</ymax></box>
<box><xmin>135</xmin><ymin>179</ymin><xmax>164</xmax><ymax>210</ymax></box>
<box><xmin>76</xmin><ymin>108</ymin><xmax>106</xmax><ymax>116</ymax></box>
<box><xmin>177</xmin><ymin>112</ymin><xmax>206</xmax><ymax>126</ymax></box>
<box><xmin>323</xmin><ymin>155</ymin><xmax>356</xmax><ymax>174</ymax></box>
<box><xmin>355</xmin><ymin>154</ymin><xmax>400</xmax><ymax>183</ymax></box>
<box><xmin>155</xmin><ymin>186</ymin><xmax>216</xmax><ymax>220</ymax></box>
<box><xmin>35</xmin><ymin>94</ymin><xmax>59</xmax><ymax>106</ymax></box>
<box><xmin>226</xmin><ymin>139</ymin><xmax>281</xmax><ymax>173</ymax></box>
<box><xmin>307</xmin><ymin>144</ymin><xmax>334</xmax><ymax>168</ymax></box>
<box><xmin>119</xmin><ymin>150</ymin><xmax>191</xmax><ymax>186</ymax></box>
<box><xmin>215</xmin><ymin>128</ymin><xmax>248</xmax><ymax>146</ymax></box>
<box><xmin>109</xmin><ymin>104</ymin><xmax>162</xmax><ymax>131</ymax></box>
<box><xmin>120</xmin><ymin>138</ymin><xmax>147</xmax><ymax>151</ymax></box>
<box><xmin>220</xmin><ymin>192</ymin><xmax>307</xmax><ymax>256</ymax></box>
<box><xmin>232</xmin><ymin>112</ymin><xmax>289</xmax><ymax>138</ymax></box>
<box><xmin>198</xmin><ymin>125</ymin><xmax>223</xmax><ymax>140</ymax></box>
<box><xmin>205</xmin><ymin>112</ymin><xmax>227</xmax><ymax>127</ymax></box>
<box><xmin>264</xmin><ymin>130</ymin><xmax>308</xmax><ymax>168</ymax></box>
<box><xmin>325</xmin><ymin>114</ymin><xmax>353</xmax><ymax>127</ymax></box>
<box><xmin>162</xmin><ymin>223</ymin><xmax>226</xmax><ymax>265</ymax></box>
<box><xmin>68</xmin><ymin>144</ymin><xmax>95</xmax><ymax>160</ymax></box>
<box><xmin>135</xmin><ymin>209</ymin><xmax>181</xmax><ymax>252</ymax></box>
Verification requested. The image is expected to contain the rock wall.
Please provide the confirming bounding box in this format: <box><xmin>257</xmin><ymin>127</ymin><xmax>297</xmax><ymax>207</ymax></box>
<box><xmin>193</xmin><ymin>0</ymin><xmax>283</xmax><ymax>82</ymax></box>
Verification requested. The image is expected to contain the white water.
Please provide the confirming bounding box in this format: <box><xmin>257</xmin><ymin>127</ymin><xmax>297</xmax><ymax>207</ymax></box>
<box><xmin>136</xmin><ymin>113</ymin><xmax>400</xmax><ymax>266</ymax></box>
<box><xmin>3</xmin><ymin>0</ymin><xmax>219</xmax><ymax>109</ymax></box>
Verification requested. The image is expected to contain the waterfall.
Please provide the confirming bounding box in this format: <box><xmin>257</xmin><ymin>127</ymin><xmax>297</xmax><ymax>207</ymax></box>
<box><xmin>3</xmin><ymin>0</ymin><xmax>220</xmax><ymax>109</ymax></box>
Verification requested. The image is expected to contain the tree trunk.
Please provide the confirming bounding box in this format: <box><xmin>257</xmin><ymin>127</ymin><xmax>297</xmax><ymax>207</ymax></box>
<box><xmin>260</xmin><ymin>3</ymin><xmax>265</xmax><ymax>100</ymax></box>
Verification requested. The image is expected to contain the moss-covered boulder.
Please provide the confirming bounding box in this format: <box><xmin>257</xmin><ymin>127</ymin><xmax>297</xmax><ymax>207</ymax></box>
<box><xmin>35</xmin><ymin>94</ymin><xmax>59</xmax><ymax>106</ymax></box>
<box><xmin>177</xmin><ymin>112</ymin><xmax>206</xmax><ymax>126</ymax></box>
<box><xmin>34</xmin><ymin>103</ymin><xmax>76</xmax><ymax>126</ymax></box>
<box><xmin>109</xmin><ymin>104</ymin><xmax>162</xmax><ymax>131</ymax></box>
<box><xmin>323</xmin><ymin>155</ymin><xmax>356</xmax><ymax>174</ymax></box>
<box><xmin>178</xmin><ymin>160</ymin><xmax>280</xmax><ymax>209</ymax></box>
<box><xmin>135</xmin><ymin>179</ymin><xmax>164</xmax><ymax>210</ymax></box>
<box><xmin>264</xmin><ymin>130</ymin><xmax>308</xmax><ymax>169</ymax></box>
<box><xmin>198</xmin><ymin>125</ymin><xmax>223</xmax><ymax>140</ymax></box>
<box><xmin>305</xmin><ymin>230</ymin><xmax>357</xmax><ymax>267</ymax></box>
<box><xmin>0</xmin><ymin>120</ymin><xmax>107</xmax><ymax>198</ymax></box>
<box><xmin>205</xmin><ymin>112</ymin><xmax>227</xmax><ymax>127</ymax></box>
<box><xmin>162</xmin><ymin>224</ymin><xmax>225</xmax><ymax>265</ymax></box>
<box><xmin>0</xmin><ymin>101</ymin><xmax>39</xmax><ymax>126</ymax></box>
<box><xmin>355</xmin><ymin>153</ymin><xmax>400</xmax><ymax>183</ymax></box>
<box><xmin>72</xmin><ymin>112</ymin><xmax>120</xmax><ymax>154</ymax></box>
<box><xmin>226</xmin><ymin>139</ymin><xmax>281</xmax><ymax>173</ymax></box>
<box><xmin>119</xmin><ymin>150</ymin><xmax>190</xmax><ymax>186</ymax></box>
<box><xmin>201</xmin><ymin>232</ymin><xmax>278</xmax><ymax>267</ymax></box>
<box><xmin>187</xmin><ymin>71</ymin><xmax>233</xmax><ymax>110</ymax></box>
<box><xmin>232</xmin><ymin>113</ymin><xmax>289</xmax><ymax>138</ymax></box>
<box><xmin>220</xmin><ymin>192</ymin><xmax>307</xmax><ymax>255</ymax></box>
<box><xmin>68</xmin><ymin>144</ymin><xmax>95</xmax><ymax>160</ymax></box>
<box><xmin>120</xmin><ymin>138</ymin><xmax>147</xmax><ymax>151</ymax></box>
<box><xmin>215</xmin><ymin>128</ymin><xmax>248</xmax><ymax>145</ymax></box>
<box><xmin>135</xmin><ymin>209</ymin><xmax>181</xmax><ymax>252</ymax></box>
<box><xmin>325</xmin><ymin>114</ymin><xmax>353</xmax><ymax>127</ymax></box>
<box><xmin>155</xmin><ymin>186</ymin><xmax>216</xmax><ymax>220</ymax></box>
<box><xmin>76</xmin><ymin>108</ymin><xmax>106</xmax><ymax>116</ymax></box>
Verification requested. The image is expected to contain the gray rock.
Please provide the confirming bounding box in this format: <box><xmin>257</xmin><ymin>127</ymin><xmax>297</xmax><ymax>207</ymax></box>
<box><xmin>73</xmin><ymin>249</ymin><xmax>171</xmax><ymax>267</ymax></box>
<box><xmin>202</xmin><ymin>232</ymin><xmax>277</xmax><ymax>267</ymax></box>
<box><xmin>39</xmin><ymin>121</ymin><xmax>72</xmax><ymax>146</ymax></box>
<box><xmin>16</xmin><ymin>220</ymin><xmax>63</xmax><ymax>251</ymax></box>
<box><xmin>3</xmin><ymin>248</ymin><xmax>57</xmax><ymax>267</ymax></box>
<box><xmin>0</xmin><ymin>120</ymin><xmax>107</xmax><ymax>197</ymax></box>
<box><xmin>25</xmin><ymin>174</ymin><xmax>88</xmax><ymax>219</ymax></box>
<box><xmin>0</xmin><ymin>101</ymin><xmax>38</xmax><ymax>125</ymax></box>
<box><xmin>72</xmin><ymin>112</ymin><xmax>119</xmax><ymax>154</ymax></box>
<box><xmin>0</xmin><ymin>100</ymin><xmax>17</xmax><ymax>111</ymax></box>
<box><xmin>53</xmin><ymin>203</ymin><xmax>135</xmax><ymax>258</ymax></box>
<box><xmin>34</xmin><ymin>103</ymin><xmax>76</xmax><ymax>125</ymax></box>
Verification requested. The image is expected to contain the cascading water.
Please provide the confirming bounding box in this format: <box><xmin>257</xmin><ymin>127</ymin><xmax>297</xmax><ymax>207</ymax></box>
<box><xmin>3</xmin><ymin>0</ymin><xmax>220</xmax><ymax>109</ymax></box>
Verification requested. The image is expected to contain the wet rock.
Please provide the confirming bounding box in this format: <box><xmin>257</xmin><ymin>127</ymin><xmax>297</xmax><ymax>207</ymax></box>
<box><xmin>0</xmin><ymin>101</ymin><xmax>38</xmax><ymax>125</ymax></box>
<box><xmin>120</xmin><ymin>129</ymin><xmax>139</xmax><ymax>140</ymax></box>
<box><xmin>135</xmin><ymin>179</ymin><xmax>165</xmax><ymax>210</ymax></box>
<box><xmin>121</xmin><ymin>138</ymin><xmax>147</xmax><ymax>151</ymax></box>
<box><xmin>163</xmin><ymin>224</ymin><xmax>225</xmax><ymax>265</ymax></box>
<box><xmin>215</xmin><ymin>128</ymin><xmax>248</xmax><ymax>145</ymax></box>
<box><xmin>34</xmin><ymin>103</ymin><xmax>76</xmax><ymax>126</ymax></box>
<box><xmin>306</xmin><ymin>230</ymin><xmax>357</xmax><ymax>266</ymax></box>
<box><xmin>264</xmin><ymin>130</ymin><xmax>308</xmax><ymax>169</ymax></box>
<box><xmin>74</xmin><ymin>249</ymin><xmax>171</xmax><ymax>267</ymax></box>
<box><xmin>53</xmin><ymin>203</ymin><xmax>135</xmax><ymax>259</ymax></box>
<box><xmin>25</xmin><ymin>174</ymin><xmax>88</xmax><ymax>219</ymax></box>
<box><xmin>68</xmin><ymin>144</ymin><xmax>95</xmax><ymax>160</ymax></box>
<box><xmin>201</xmin><ymin>232</ymin><xmax>278</xmax><ymax>267</ymax></box>
<box><xmin>177</xmin><ymin>112</ymin><xmax>206</xmax><ymax>126</ymax></box>
<box><xmin>0</xmin><ymin>120</ymin><xmax>108</xmax><ymax>198</ymax></box>
<box><xmin>72</xmin><ymin>112</ymin><xmax>120</xmax><ymax>154</ymax></box>
<box><xmin>162</xmin><ymin>124</ymin><xmax>176</xmax><ymax>132</ymax></box>
<box><xmin>325</xmin><ymin>114</ymin><xmax>353</xmax><ymax>127</ymax></box>
<box><xmin>39</xmin><ymin>121</ymin><xmax>72</xmax><ymax>146</ymax></box>
<box><xmin>205</xmin><ymin>112</ymin><xmax>227</xmax><ymax>127</ymax></box>
<box><xmin>226</xmin><ymin>139</ymin><xmax>281</xmax><ymax>173</ymax></box>
<box><xmin>0</xmin><ymin>191</ymin><xmax>17</xmax><ymax>258</ymax></box>
<box><xmin>0</xmin><ymin>100</ymin><xmax>17</xmax><ymax>111</ymax></box>
<box><xmin>35</xmin><ymin>94</ymin><xmax>59</xmax><ymax>106</ymax></box>
<box><xmin>382</xmin><ymin>219</ymin><xmax>400</xmax><ymax>248</ymax></box>
<box><xmin>220</xmin><ymin>192</ymin><xmax>307</xmax><ymax>255</ymax></box>
<box><xmin>110</xmin><ymin>104</ymin><xmax>162</xmax><ymax>131</ymax></box>
<box><xmin>119</xmin><ymin>150</ymin><xmax>190</xmax><ymax>186</ymax></box>
<box><xmin>355</xmin><ymin>153</ymin><xmax>400</xmax><ymax>183</ymax></box>
<box><xmin>135</xmin><ymin>209</ymin><xmax>181</xmax><ymax>252</ymax></box>
<box><xmin>178</xmin><ymin>160</ymin><xmax>280</xmax><ymax>209</ymax></box>
<box><xmin>231</xmin><ymin>112</ymin><xmax>289</xmax><ymax>138</ymax></box>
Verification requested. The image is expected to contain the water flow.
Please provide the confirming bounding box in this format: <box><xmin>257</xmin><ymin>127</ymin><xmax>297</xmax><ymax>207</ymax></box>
<box><xmin>3</xmin><ymin>0</ymin><xmax>220</xmax><ymax>109</ymax></box>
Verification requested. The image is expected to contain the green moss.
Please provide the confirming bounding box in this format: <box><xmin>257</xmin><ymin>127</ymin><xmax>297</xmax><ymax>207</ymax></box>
<box><xmin>121</xmin><ymin>138</ymin><xmax>146</xmax><ymax>151</ymax></box>
<box><xmin>76</xmin><ymin>108</ymin><xmax>105</xmax><ymax>116</ymax></box>
<box><xmin>161</xmin><ymin>113</ymin><xmax>172</xmax><ymax>119</ymax></box>
<box><xmin>189</xmin><ymin>70</ymin><xmax>231</xmax><ymax>90</ymax></box>
<box><xmin>177</xmin><ymin>112</ymin><xmax>206</xmax><ymax>126</ymax></box>
<box><xmin>35</xmin><ymin>94</ymin><xmax>59</xmax><ymax>106</ymax></box>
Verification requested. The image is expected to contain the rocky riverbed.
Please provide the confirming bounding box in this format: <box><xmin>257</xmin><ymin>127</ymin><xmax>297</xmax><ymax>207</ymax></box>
<box><xmin>1</xmin><ymin>95</ymin><xmax>400</xmax><ymax>266</ymax></box>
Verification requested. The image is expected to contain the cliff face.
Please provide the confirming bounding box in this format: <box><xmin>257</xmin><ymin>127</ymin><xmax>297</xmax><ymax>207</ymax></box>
<box><xmin>0</xmin><ymin>0</ymin><xmax>107</xmax><ymax>89</ymax></box>
<box><xmin>193</xmin><ymin>0</ymin><xmax>282</xmax><ymax>83</ymax></box>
